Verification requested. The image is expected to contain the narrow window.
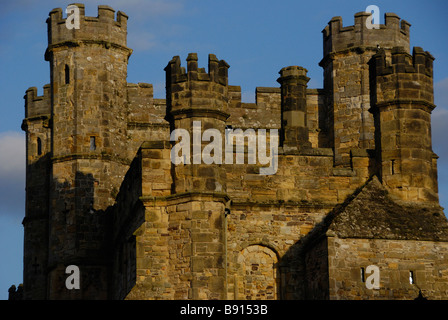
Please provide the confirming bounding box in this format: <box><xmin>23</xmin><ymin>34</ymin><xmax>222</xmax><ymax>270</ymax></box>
<box><xmin>37</xmin><ymin>137</ymin><xmax>42</xmax><ymax>155</ymax></box>
<box><xmin>360</xmin><ymin>267</ymin><xmax>365</xmax><ymax>282</ymax></box>
<box><xmin>90</xmin><ymin>136</ymin><xmax>96</xmax><ymax>151</ymax></box>
<box><xmin>409</xmin><ymin>271</ymin><xmax>415</xmax><ymax>284</ymax></box>
<box><xmin>65</xmin><ymin>64</ymin><xmax>70</xmax><ymax>84</ymax></box>
<box><xmin>391</xmin><ymin>159</ymin><xmax>395</xmax><ymax>175</ymax></box>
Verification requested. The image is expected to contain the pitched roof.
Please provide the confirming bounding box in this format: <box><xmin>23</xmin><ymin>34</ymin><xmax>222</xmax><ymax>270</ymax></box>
<box><xmin>306</xmin><ymin>176</ymin><xmax>448</xmax><ymax>243</ymax></box>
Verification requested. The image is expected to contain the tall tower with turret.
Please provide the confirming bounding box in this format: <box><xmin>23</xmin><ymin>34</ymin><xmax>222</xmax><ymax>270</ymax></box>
<box><xmin>22</xmin><ymin>86</ymin><xmax>52</xmax><ymax>299</ymax></box>
<box><xmin>370</xmin><ymin>46</ymin><xmax>438</xmax><ymax>203</ymax></box>
<box><xmin>163</xmin><ymin>54</ymin><xmax>230</xmax><ymax>299</ymax></box>
<box><xmin>23</xmin><ymin>4</ymin><xmax>132</xmax><ymax>299</ymax></box>
<box><xmin>320</xmin><ymin>12</ymin><xmax>411</xmax><ymax>166</ymax></box>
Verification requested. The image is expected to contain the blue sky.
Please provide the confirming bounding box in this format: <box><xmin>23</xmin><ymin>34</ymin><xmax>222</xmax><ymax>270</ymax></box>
<box><xmin>0</xmin><ymin>0</ymin><xmax>447</xmax><ymax>299</ymax></box>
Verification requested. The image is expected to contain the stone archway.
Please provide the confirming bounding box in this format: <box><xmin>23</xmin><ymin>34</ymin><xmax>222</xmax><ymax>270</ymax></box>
<box><xmin>236</xmin><ymin>245</ymin><xmax>279</xmax><ymax>300</ymax></box>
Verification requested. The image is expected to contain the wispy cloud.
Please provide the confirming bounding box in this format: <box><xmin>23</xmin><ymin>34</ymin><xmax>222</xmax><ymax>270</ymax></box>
<box><xmin>435</xmin><ymin>77</ymin><xmax>448</xmax><ymax>108</ymax></box>
<box><xmin>105</xmin><ymin>0</ymin><xmax>185</xmax><ymax>19</ymax></box>
<box><xmin>433</xmin><ymin>77</ymin><xmax>448</xmax><ymax>157</ymax></box>
<box><xmin>432</xmin><ymin>77</ymin><xmax>448</xmax><ymax>213</ymax></box>
<box><xmin>128</xmin><ymin>31</ymin><xmax>159</xmax><ymax>51</ymax></box>
<box><xmin>105</xmin><ymin>0</ymin><xmax>189</xmax><ymax>53</ymax></box>
<box><xmin>0</xmin><ymin>0</ymin><xmax>185</xmax><ymax>19</ymax></box>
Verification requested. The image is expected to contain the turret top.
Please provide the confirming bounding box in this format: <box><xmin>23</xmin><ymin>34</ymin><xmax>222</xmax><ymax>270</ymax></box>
<box><xmin>165</xmin><ymin>54</ymin><xmax>230</xmax><ymax>86</ymax></box>
<box><xmin>46</xmin><ymin>3</ymin><xmax>128</xmax><ymax>48</ymax></box>
<box><xmin>322</xmin><ymin>12</ymin><xmax>411</xmax><ymax>55</ymax></box>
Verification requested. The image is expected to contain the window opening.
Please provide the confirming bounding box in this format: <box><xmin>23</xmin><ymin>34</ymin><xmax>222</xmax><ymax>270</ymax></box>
<box><xmin>90</xmin><ymin>136</ymin><xmax>96</xmax><ymax>151</ymax></box>
<box><xmin>65</xmin><ymin>64</ymin><xmax>70</xmax><ymax>84</ymax></box>
<box><xmin>37</xmin><ymin>137</ymin><xmax>42</xmax><ymax>155</ymax></box>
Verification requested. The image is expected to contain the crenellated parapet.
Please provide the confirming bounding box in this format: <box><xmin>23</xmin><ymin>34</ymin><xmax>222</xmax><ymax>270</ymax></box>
<box><xmin>165</xmin><ymin>53</ymin><xmax>230</xmax><ymax>120</ymax></box>
<box><xmin>45</xmin><ymin>4</ymin><xmax>130</xmax><ymax>61</ymax></box>
<box><xmin>166</xmin><ymin>53</ymin><xmax>229</xmax><ymax>86</ymax></box>
<box><xmin>23</xmin><ymin>85</ymin><xmax>51</xmax><ymax>119</ymax></box>
<box><xmin>371</xmin><ymin>46</ymin><xmax>435</xmax><ymax>108</ymax></box>
<box><xmin>322</xmin><ymin>12</ymin><xmax>410</xmax><ymax>56</ymax></box>
<box><xmin>22</xmin><ymin>85</ymin><xmax>52</xmax><ymax>163</ymax></box>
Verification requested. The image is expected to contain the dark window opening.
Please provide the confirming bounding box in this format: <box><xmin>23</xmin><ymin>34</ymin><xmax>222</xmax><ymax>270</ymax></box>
<box><xmin>65</xmin><ymin>64</ymin><xmax>70</xmax><ymax>84</ymax></box>
<box><xmin>361</xmin><ymin>267</ymin><xmax>365</xmax><ymax>282</ymax></box>
<box><xmin>391</xmin><ymin>159</ymin><xmax>395</xmax><ymax>175</ymax></box>
<box><xmin>37</xmin><ymin>137</ymin><xmax>42</xmax><ymax>155</ymax></box>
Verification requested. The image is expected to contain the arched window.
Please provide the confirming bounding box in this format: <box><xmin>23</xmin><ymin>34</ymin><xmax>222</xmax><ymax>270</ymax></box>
<box><xmin>65</xmin><ymin>64</ymin><xmax>70</xmax><ymax>84</ymax></box>
<box><xmin>37</xmin><ymin>137</ymin><xmax>42</xmax><ymax>156</ymax></box>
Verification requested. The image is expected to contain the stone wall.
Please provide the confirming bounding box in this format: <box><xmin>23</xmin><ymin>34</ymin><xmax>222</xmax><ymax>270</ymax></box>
<box><xmin>226</xmin><ymin>203</ymin><xmax>327</xmax><ymax>300</ymax></box>
<box><xmin>126</xmin><ymin>83</ymin><xmax>170</xmax><ymax>160</ymax></box>
<box><xmin>327</xmin><ymin>237</ymin><xmax>448</xmax><ymax>300</ymax></box>
<box><xmin>305</xmin><ymin>238</ymin><xmax>329</xmax><ymax>300</ymax></box>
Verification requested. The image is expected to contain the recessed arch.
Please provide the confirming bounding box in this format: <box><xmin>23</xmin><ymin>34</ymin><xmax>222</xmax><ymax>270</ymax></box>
<box><xmin>236</xmin><ymin>244</ymin><xmax>280</xmax><ymax>300</ymax></box>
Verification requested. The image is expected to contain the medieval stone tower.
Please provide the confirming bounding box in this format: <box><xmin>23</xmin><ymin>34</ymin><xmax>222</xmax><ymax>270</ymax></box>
<box><xmin>18</xmin><ymin>4</ymin><xmax>448</xmax><ymax>300</ymax></box>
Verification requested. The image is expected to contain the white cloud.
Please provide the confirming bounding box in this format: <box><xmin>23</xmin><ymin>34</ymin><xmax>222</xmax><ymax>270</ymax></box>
<box><xmin>0</xmin><ymin>132</ymin><xmax>25</xmax><ymax>176</ymax></box>
<box><xmin>0</xmin><ymin>131</ymin><xmax>26</xmax><ymax>219</ymax></box>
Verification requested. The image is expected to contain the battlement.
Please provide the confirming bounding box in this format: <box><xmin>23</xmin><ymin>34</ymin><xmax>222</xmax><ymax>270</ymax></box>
<box><xmin>24</xmin><ymin>85</ymin><xmax>51</xmax><ymax>118</ymax></box>
<box><xmin>323</xmin><ymin>12</ymin><xmax>410</xmax><ymax>55</ymax></box>
<box><xmin>372</xmin><ymin>46</ymin><xmax>435</xmax><ymax>106</ymax></box>
<box><xmin>46</xmin><ymin>4</ymin><xmax>128</xmax><ymax>49</ymax></box>
<box><xmin>373</xmin><ymin>46</ymin><xmax>434</xmax><ymax>77</ymax></box>
<box><xmin>165</xmin><ymin>53</ymin><xmax>230</xmax><ymax>86</ymax></box>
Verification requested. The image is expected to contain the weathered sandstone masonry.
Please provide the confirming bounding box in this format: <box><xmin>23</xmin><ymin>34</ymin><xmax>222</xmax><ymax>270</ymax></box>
<box><xmin>19</xmin><ymin>4</ymin><xmax>448</xmax><ymax>300</ymax></box>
